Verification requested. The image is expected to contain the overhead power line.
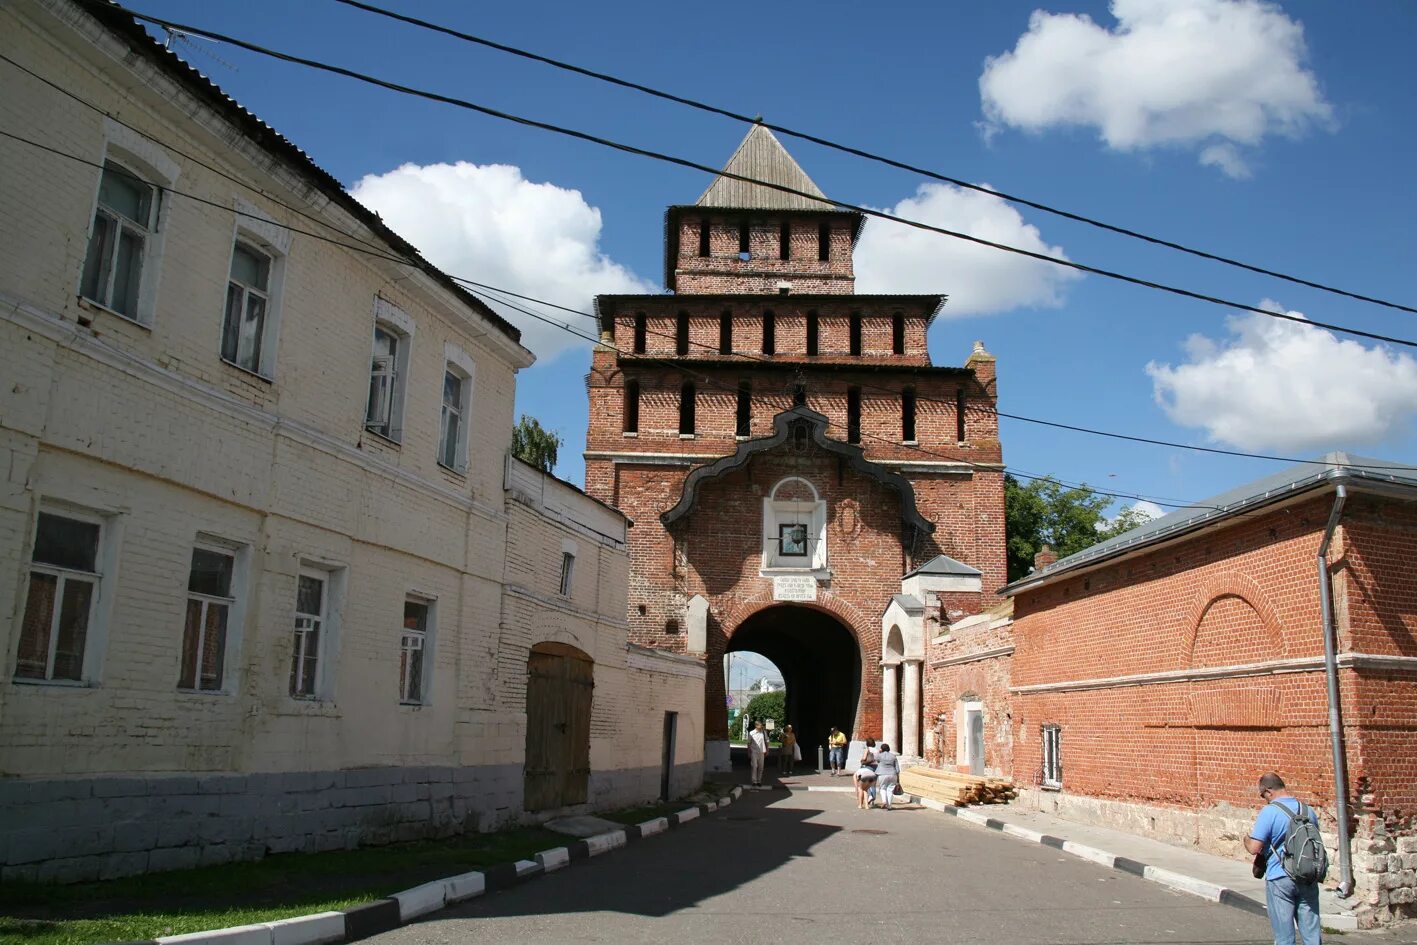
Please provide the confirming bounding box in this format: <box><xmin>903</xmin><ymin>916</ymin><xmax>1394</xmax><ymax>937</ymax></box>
<box><xmin>2</xmin><ymin>54</ymin><xmax>1401</xmax><ymax>489</ymax></box>
<box><xmin>329</xmin><ymin>0</ymin><xmax>1417</xmax><ymax>319</ymax></box>
<box><xmin>89</xmin><ymin>1</ymin><xmax>1417</xmax><ymax>351</ymax></box>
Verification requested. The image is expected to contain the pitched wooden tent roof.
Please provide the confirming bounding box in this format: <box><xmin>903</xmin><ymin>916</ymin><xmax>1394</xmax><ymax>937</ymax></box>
<box><xmin>695</xmin><ymin>124</ymin><xmax>834</xmax><ymax>211</ymax></box>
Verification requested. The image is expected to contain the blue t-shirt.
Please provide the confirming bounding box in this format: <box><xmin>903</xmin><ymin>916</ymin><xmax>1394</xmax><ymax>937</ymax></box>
<box><xmin>1250</xmin><ymin>797</ymin><xmax>1306</xmax><ymax>882</ymax></box>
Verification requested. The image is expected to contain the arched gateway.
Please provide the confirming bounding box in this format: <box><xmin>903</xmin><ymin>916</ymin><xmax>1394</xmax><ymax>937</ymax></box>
<box><xmin>583</xmin><ymin>125</ymin><xmax>1005</xmax><ymax>773</ymax></box>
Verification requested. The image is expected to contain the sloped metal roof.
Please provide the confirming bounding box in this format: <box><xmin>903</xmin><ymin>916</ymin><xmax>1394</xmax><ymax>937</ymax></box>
<box><xmin>695</xmin><ymin>124</ymin><xmax>833</xmax><ymax>211</ymax></box>
<box><xmin>904</xmin><ymin>554</ymin><xmax>982</xmax><ymax>579</ymax></box>
<box><xmin>1004</xmin><ymin>452</ymin><xmax>1417</xmax><ymax>595</ymax></box>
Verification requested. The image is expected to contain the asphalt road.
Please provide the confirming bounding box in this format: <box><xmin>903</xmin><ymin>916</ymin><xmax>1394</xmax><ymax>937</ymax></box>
<box><xmin>367</xmin><ymin>788</ymin><xmax>1276</xmax><ymax>945</ymax></box>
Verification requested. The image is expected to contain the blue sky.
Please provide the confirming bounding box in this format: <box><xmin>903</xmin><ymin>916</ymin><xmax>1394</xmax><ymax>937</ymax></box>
<box><xmin>134</xmin><ymin>0</ymin><xmax>1417</xmax><ymax>520</ymax></box>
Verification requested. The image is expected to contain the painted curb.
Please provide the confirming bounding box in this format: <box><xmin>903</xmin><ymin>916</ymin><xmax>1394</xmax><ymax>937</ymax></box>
<box><xmin>133</xmin><ymin>789</ymin><xmax>738</xmax><ymax>945</ymax></box>
<box><xmin>925</xmin><ymin>801</ymin><xmax>1356</xmax><ymax>928</ymax></box>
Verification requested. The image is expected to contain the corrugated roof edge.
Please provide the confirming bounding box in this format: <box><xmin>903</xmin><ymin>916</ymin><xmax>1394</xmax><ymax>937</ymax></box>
<box><xmin>76</xmin><ymin>0</ymin><xmax>524</xmax><ymax>346</ymax></box>
<box><xmin>1002</xmin><ymin>452</ymin><xmax>1417</xmax><ymax>597</ymax></box>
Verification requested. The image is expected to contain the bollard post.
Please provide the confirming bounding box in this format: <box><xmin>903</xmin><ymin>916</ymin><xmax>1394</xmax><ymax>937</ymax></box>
<box><xmin>816</xmin><ymin>744</ymin><xmax>824</xmax><ymax>774</ymax></box>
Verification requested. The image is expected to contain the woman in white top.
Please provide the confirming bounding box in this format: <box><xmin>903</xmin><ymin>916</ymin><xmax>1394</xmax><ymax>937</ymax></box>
<box><xmin>853</xmin><ymin>738</ymin><xmax>878</xmax><ymax>809</ymax></box>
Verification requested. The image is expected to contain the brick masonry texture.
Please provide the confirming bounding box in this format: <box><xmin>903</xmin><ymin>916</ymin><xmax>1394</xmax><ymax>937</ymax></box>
<box><xmin>0</xmin><ymin>1</ymin><xmax>704</xmax><ymax>880</ymax></box>
<box><xmin>1006</xmin><ymin>493</ymin><xmax>1417</xmax><ymax>927</ymax></box>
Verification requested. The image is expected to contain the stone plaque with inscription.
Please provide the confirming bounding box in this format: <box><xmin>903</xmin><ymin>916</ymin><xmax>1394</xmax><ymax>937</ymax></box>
<box><xmin>773</xmin><ymin>575</ymin><xmax>818</xmax><ymax>601</ymax></box>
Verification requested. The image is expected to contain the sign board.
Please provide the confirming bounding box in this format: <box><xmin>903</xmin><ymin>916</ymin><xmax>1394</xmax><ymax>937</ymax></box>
<box><xmin>773</xmin><ymin>575</ymin><xmax>818</xmax><ymax>601</ymax></box>
<box><xmin>765</xmin><ymin>719</ymin><xmax>776</xmax><ymax>731</ymax></box>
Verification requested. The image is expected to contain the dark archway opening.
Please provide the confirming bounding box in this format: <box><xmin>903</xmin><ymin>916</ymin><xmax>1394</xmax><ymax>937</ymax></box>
<box><xmin>727</xmin><ymin>605</ymin><xmax>861</xmax><ymax>768</ymax></box>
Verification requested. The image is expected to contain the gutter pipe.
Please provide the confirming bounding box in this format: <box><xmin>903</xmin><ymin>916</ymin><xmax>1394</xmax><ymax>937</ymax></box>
<box><xmin>1317</xmin><ymin>483</ymin><xmax>1354</xmax><ymax>898</ymax></box>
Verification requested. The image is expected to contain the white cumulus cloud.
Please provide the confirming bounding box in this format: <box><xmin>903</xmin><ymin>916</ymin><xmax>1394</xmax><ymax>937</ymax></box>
<box><xmin>854</xmin><ymin>182</ymin><xmax>1081</xmax><ymax>316</ymax></box>
<box><xmin>351</xmin><ymin>162</ymin><xmax>653</xmax><ymax>362</ymax></box>
<box><xmin>979</xmin><ymin>0</ymin><xmax>1334</xmax><ymax>177</ymax></box>
<box><xmin>1146</xmin><ymin>302</ymin><xmax>1417</xmax><ymax>451</ymax></box>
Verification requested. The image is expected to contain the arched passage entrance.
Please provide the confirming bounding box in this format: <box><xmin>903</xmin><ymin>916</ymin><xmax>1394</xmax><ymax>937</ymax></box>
<box><xmin>727</xmin><ymin>605</ymin><xmax>861</xmax><ymax>764</ymax></box>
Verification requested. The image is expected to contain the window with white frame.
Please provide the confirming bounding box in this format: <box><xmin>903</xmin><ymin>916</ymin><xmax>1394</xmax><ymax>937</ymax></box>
<box><xmin>438</xmin><ymin>347</ymin><xmax>474</xmax><ymax>472</ymax></box>
<box><xmin>365</xmin><ymin>299</ymin><xmax>414</xmax><ymax>442</ymax></box>
<box><xmin>399</xmin><ymin>597</ymin><xmax>431</xmax><ymax>704</ymax></box>
<box><xmin>80</xmin><ymin>161</ymin><xmax>160</xmax><ymax>321</ymax></box>
<box><xmin>15</xmin><ymin>510</ymin><xmax>105</xmax><ymax>682</ymax></box>
<box><xmin>559</xmin><ymin>550</ymin><xmax>576</xmax><ymax>597</ymax></box>
<box><xmin>291</xmin><ymin>570</ymin><xmax>328</xmax><ymax>698</ymax></box>
<box><xmin>761</xmin><ymin>475</ymin><xmax>827</xmax><ymax>572</ymax></box>
<box><xmin>1042</xmin><ymin>723</ymin><xmax>1062</xmax><ymax>787</ymax></box>
<box><xmin>221</xmin><ymin>240</ymin><xmax>275</xmax><ymax>375</ymax></box>
<box><xmin>179</xmin><ymin>544</ymin><xmax>236</xmax><ymax>691</ymax></box>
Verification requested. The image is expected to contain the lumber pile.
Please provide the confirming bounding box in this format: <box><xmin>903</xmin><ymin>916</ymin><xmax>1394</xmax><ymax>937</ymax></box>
<box><xmin>900</xmin><ymin>766</ymin><xmax>1018</xmax><ymax>806</ymax></box>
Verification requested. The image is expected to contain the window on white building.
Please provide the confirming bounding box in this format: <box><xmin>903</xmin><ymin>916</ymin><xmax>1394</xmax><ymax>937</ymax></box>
<box><xmin>559</xmin><ymin>550</ymin><xmax>576</xmax><ymax>597</ymax></box>
<box><xmin>80</xmin><ymin>161</ymin><xmax>160</xmax><ymax>321</ymax></box>
<box><xmin>439</xmin><ymin>368</ymin><xmax>469</xmax><ymax>471</ymax></box>
<box><xmin>179</xmin><ymin>545</ymin><xmax>236</xmax><ymax>691</ymax></box>
<box><xmin>221</xmin><ymin>240</ymin><xmax>276</xmax><ymax>375</ymax></box>
<box><xmin>15</xmin><ymin>510</ymin><xmax>105</xmax><ymax>683</ymax></box>
<box><xmin>1042</xmin><ymin>723</ymin><xmax>1062</xmax><ymax>787</ymax></box>
<box><xmin>400</xmin><ymin>597</ymin><xmax>432</xmax><ymax>704</ymax></box>
<box><xmin>291</xmin><ymin>569</ymin><xmax>327</xmax><ymax>698</ymax></box>
<box><xmin>365</xmin><ymin>326</ymin><xmax>406</xmax><ymax>440</ymax></box>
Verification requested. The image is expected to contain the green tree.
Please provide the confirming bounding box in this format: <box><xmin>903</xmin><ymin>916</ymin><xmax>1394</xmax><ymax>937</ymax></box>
<box><xmin>745</xmin><ymin>690</ymin><xmax>786</xmax><ymax>730</ymax></box>
<box><xmin>1005</xmin><ymin>474</ymin><xmax>1153</xmax><ymax>583</ymax></box>
<box><xmin>510</xmin><ymin>415</ymin><xmax>562</xmax><ymax>473</ymax></box>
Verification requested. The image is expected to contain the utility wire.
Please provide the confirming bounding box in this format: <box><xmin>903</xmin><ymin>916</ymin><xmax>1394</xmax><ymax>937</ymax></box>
<box><xmin>328</xmin><ymin>0</ymin><xmax>1417</xmax><ymax>319</ymax></box>
<box><xmin>3</xmin><ymin>106</ymin><xmax>1400</xmax><ymax>485</ymax></box>
<box><xmin>88</xmin><ymin>1</ymin><xmax>1417</xmax><ymax>351</ymax></box>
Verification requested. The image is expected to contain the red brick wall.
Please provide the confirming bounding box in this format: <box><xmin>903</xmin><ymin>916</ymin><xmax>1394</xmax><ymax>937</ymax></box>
<box><xmin>924</xmin><ymin>613</ymin><xmax>1014</xmax><ymax>773</ymax></box>
<box><xmin>673</xmin><ymin>214</ymin><xmax>857</xmax><ymax>295</ymax></box>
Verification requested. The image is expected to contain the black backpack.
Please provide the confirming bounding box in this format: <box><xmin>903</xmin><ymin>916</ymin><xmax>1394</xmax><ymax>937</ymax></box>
<box><xmin>1268</xmin><ymin>800</ymin><xmax>1329</xmax><ymax>885</ymax></box>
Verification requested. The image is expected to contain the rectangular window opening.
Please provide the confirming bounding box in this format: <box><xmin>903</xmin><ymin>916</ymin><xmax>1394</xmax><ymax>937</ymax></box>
<box><xmin>738</xmin><ymin>219</ymin><xmax>751</xmax><ymax>258</ymax></box>
<box><xmin>1042</xmin><ymin>724</ymin><xmax>1062</xmax><ymax>786</ymax></box>
<box><xmin>675</xmin><ymin>311</ymin><xmax>689</xmax><ymax>356</ymax></box>
<box><xmin>633</xmin><ymin>313</ymin><xmax>647</xmax><ymax>354</ymax></box>
<box><xmin>400</xmin><ymin>598</ymin><xmax>430</xmax><ymax>704</ymax></box>
<box><xmin>221</xmin><ymin>240</ymin><xmax>273</xmax><ymax>375</ymax></box>
<box><xmin>847</xmin><ymin>387</ymin><xmax>862</xmax><ymax>444</ymax></box>
<box><xmin>623</xmin><ymin>379</ymin><xmax>640</xmax><ymax>434</ymax></box>
<box><xmin>179</xmin><ymin>545</ymin><xmax>235</xmax><ymax>691</ymax></box>
<box><xmin>81</xmin><ymin>161</ymin><xmax>158</xmax><ymax>320</ymax></box>
<box><xmin>736</xmin><ymin>381</ymin><xmax>751</xmax><ymax>437</ymax></box>
<box><xmin>902</xmin><ymin>386</ymin><xmax>917</xmax><ymax>442</ymax></box>
<box><xmin>849</xmin><ymin>313</ymin><xmax>862</xmax><ymax>356</ymax></box>
<box><xmin>956</xmin><ymin>387</ymin><xmax>968</xmax><ymax>443</ymax></box>
<box><xmin>892</xmin><ymin>313</ymin><xmax>905</xmax><ymax>355</ymax></box>
<box><xmin>559</xmin><ymin>552</ymin><xmax>576</xmax><ymax>597</ymax></box>
<box><xmin>806</xmin><ymin>311</ymin><xmax>819</xmax><ymax>357</ymax></box>
<box><xmin>16</xmin><ymin>510</ymin><xmax>103</xmax><ymax>683</ymax></box>
<box><xmin>817</xmin><ymin>222</ymin><xmax>830</xmax><ymax>261</ymax></box>
<box><xmin>762</xmin><ymin>311</ymin><xmax>776</xmax><ymax>355</ymax></box>
<box><xmin>439</xmin><ymin>368</ymin><xmax>468</xmax><ymax>471</ymax></box>
<box><xmin>719</xmin><ymin>311</ymin><xmax>733</xmax><ymax>355</ymax></box>
<box><xmin>697</xmin><ymin>218</ymin><xmax>711</xmax><ymax>258</ymax></box>
<box><xmin>365</xmin><ymin>324</ymin><xmax>405</xmax><ymax>441</ymax></box>
<box><xmin>291</xmin><ymin>571</ymin><xmax>326</xmax><ymax>698</ymax></box>
<box><xmin>679</xmin><ymin>382</ymin><xmax>696</xmax><ymax>434</ymax></box>
<box><xmin>779</xmin><ymin>221</ymin><xmax>791</xmax><ymax>260</ymax></box>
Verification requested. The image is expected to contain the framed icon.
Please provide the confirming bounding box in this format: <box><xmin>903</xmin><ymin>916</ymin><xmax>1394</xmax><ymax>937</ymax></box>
<box><xmin>779</xmin><ymin>523</ymin><xmax>809</xmax><ymax>557</ymax></box>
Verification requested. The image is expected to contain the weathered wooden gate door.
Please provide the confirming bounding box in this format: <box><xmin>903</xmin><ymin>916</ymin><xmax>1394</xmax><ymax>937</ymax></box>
<box><xmin>524</xmin><ymin>642</ymin><xmax>593</xmax><ymax>811</ymax></box>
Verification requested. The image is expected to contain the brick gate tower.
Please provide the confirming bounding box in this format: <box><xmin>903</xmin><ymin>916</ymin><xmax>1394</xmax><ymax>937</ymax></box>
<box><xmin>585</xmin><ymin>126</ymin><xmax>1005</xmax><ymax>770</ymax></box>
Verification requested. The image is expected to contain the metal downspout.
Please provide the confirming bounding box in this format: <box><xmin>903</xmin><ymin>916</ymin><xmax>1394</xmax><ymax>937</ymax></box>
<box><xmin>1318</xmin><ymin>484</ymin><xmax>1354</xmax><ymax>897</ymax></box>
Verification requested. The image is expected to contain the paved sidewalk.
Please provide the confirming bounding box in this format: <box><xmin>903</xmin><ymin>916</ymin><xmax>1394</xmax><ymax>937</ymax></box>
<box><xmin>726</xmin><ymin>762</ymin><xmax>1361</xmax><ymax>929</ymax></box>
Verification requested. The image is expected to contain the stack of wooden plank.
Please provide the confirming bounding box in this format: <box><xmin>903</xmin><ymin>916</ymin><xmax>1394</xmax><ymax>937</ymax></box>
<box><xmin>900</xmin><ymin>766</ymin><xmax>1018</xmax><ymax>806</ymax></box>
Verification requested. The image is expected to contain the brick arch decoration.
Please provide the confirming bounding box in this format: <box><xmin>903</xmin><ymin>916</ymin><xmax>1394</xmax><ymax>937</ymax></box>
<box><xmin>718</xmin><ymin>589</ymin><xmax>869</xmax><ymax>646</ymax></box>
<box><xmin>1181</xmin><ymin>573</ymin><xmax>1288</xmax><ymax>667</ymax></box>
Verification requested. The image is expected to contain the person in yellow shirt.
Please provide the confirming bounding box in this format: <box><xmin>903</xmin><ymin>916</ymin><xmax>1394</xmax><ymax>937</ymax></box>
<box><xmin>828</xmin><ymin>727</ymin><xmax>848</xmax><ymax>776</ymax></box>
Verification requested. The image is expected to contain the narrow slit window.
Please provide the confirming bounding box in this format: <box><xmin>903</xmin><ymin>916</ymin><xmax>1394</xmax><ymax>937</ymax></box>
<box><xmin>956</xmin><ymin>387</ymin><xmax>967</xmax><ymax>443</ymax></box>
<box><xmin>736</xmin><ymin>381</ymin><xmax>751</xmax><ymax>437</ymax></box>
<box><xmin>291</xmin><ymin>571</ymin><xmax>326</xmax><ymax>698</ymax></box>
<box><xmin>892</xmin><ymin>313</ymin><xmax>905</xmax><ymax>355</ymax></box>
<box><xmin>719</xmin><ymin>311</ymin><xmax>733</xmax><ymax>355</ymax></box>
<box><xmin>679</xmin><ymin>382</ymin><xmax>696</xmax><ymax>434</ymax></box>
<box><xmin>902</xmin><ymin>386</ymin><xmax>917</xmax><ymax>442</ymax></box>
<box><xmin>806</xmin><ymin>311</ymin><xmax>819</xmax><ymax>357</ymax></box>
<box><xmin>762</xmin><ymin>311</ymin><xmax>776</xmax><ymax>355</ymax></box>
<box><xmin>399</xmin><ymin>598</ymin><xmax>430</xmax><ymax>704</ymax></box>
<box><xmin>847</xmin><ymin>387</ymin><xmax>862</xmax><ymax>444</ymax></box>
<box><xmin>817</xmin><ymin>222</ymin><xmax>830</xmax><ymax>261</ymax></box>
<box><xmin>779</xmin><ymin>221</ymin><xmax>791</xmax><ymax>260</ymax></box>
<box><xmin>633</xmin><ymin>313</ymin><xmax>646</xmax><ymax>354</ymax></box>
<box><xmin>849</xmin><ymin>313</ymin><xmax>862</xmax><ymax>356</ymax></box>
<box><xmin>698</xmin><ymin>218</ymin><xmax>711</xmax><ymax>258</ymax></box>
<box><xmin>623</xmin><ymin>379</ymin><xmax>640</xmax><ymax>434</ymax></box>
<box><xmin>739</xmin><ymin>219</ymin><xmax>751</xmax><ymax>258</ymax></box>
<box><xmin>558</xmin><ymin>551</ymin><xmax>575</xmax><ymax>597</ymax></box>
<box><xmin>676</xmin><ymin>311</ymin><xmax>689</xmax><ymax>356</ymax></box>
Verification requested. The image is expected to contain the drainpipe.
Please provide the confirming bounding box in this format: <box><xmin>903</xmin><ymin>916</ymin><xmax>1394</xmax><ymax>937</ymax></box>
<box><xmin>1317</xmin><ymin>484</ymin><xmax>1354</xmax><ymax>898</ymax></box>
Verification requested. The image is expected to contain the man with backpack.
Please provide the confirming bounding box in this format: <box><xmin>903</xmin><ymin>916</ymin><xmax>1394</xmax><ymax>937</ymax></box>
<box><xmin>1245</xmin><ymin>772</ymin><xmax>1328</xmax><ymax>945</ymax></box>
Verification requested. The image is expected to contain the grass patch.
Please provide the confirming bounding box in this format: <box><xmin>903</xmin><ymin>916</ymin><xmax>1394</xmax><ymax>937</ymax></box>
<box><xmin>0</xmin><ymin>824</ymin><xmax>565</xmax><ymax>945</ymax></box>
<box><xmin>597</xmin><ymin>802</ymin><xmax>686</xmax><ymax>826</ymax></box>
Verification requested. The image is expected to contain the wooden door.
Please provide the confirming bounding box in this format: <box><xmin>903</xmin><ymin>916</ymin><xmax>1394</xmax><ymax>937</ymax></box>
<box><xmin>525</xmin><ymin>643</ymin><xmax>593</xmax><ymax>811</ymax></box>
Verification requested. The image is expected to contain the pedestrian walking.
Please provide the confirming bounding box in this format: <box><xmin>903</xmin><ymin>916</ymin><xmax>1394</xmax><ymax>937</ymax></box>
<box><xmin>873</xmin><ymin>743</ymin><xmax>900</xmax><ymax>809</ymax></box>
<box><xmin>748</xmin><ymin>720</ymin><xmax>769</xmax><ymax>787</ymax></box>
<box><xmin>854</xmin><ymin>738</ymin><xmax>878</xmax><ymax>809</ymax></box>
<box><xmin>779</xmin><ymin>724</ymin><xmax>798</xmax><ymax>775</ymax></box>
<box><xmin>828</xmin><ymin>727</ymin><xmax>848</xmax><ymax>776</ymax></box>
<box><xmin>1245</xmin><ymin>772</ymin><xmax>1328</xmax><ymax>945</ymax></box>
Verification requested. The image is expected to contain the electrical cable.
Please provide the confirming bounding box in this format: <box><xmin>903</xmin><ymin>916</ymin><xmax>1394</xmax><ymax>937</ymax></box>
<box><xmin>328</xmin><ymin>0</ymin><xmax>1417</xmax><ymax>318</ymax></box>
<box><xmin>82</xmin><ymin>0</ymin><xmax>1417</xmax><ymax>351</ymax></box>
